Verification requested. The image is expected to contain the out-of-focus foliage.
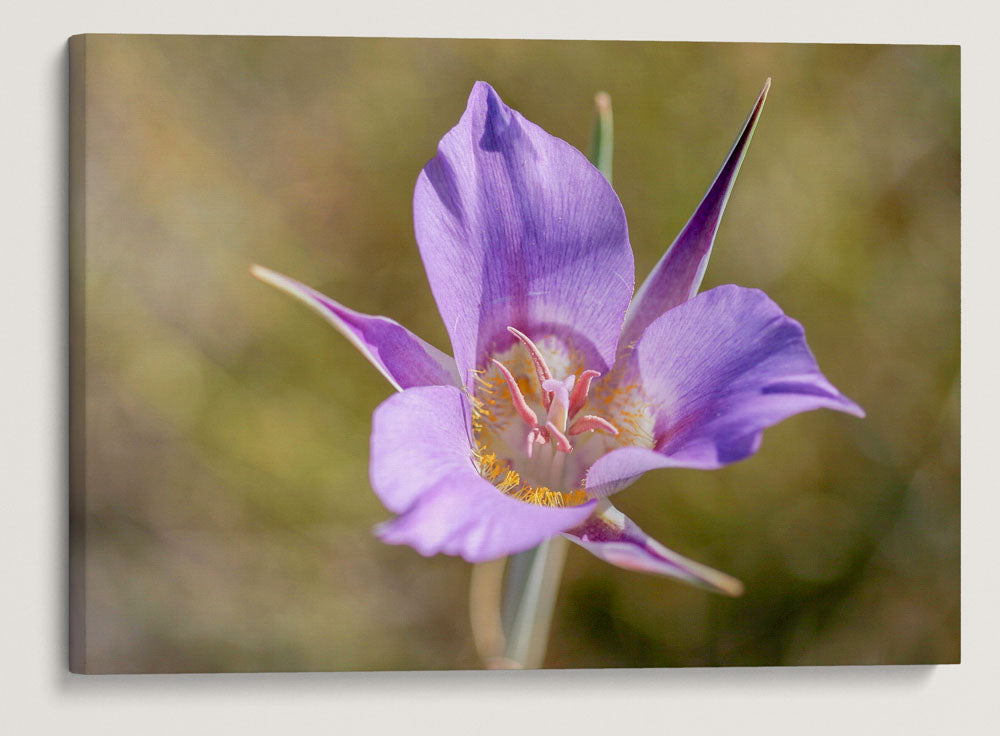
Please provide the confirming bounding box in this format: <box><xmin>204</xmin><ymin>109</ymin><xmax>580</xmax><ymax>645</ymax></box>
<box><xmin>78</xmin><ymin>36</ymin><xmax>959</xmax><ymax>672</ymax></box>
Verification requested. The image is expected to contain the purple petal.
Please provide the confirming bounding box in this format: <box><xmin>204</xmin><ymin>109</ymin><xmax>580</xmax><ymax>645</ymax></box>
<box><xmin>369</xmin><ymin>385</ymin><xmax>596</xmax><ymax>562</ymax></box>
<box><xmin>620</xmin><ymin>79</ymin><xmax>771</xmax><ymax>349</ymax></box>
<box><xmin>584</xmin><ymin>446</ymin><xmax>687</xmax><ymax>498</ymax></box>
<box><xmin>413</xmin><ymin>82</ymin><xmax>634</xmax><ymax>387</ymax></box>
<box><xmin>252</xmin><ymin>265</ymin><xmax>459</xmax><ymax>391</ymax></box>
<box><xmin>564</xmin><ymin>503</ymin><xmax>744</xmax><ymax>595</ymax></box>
<box><xmin>588</xmin><ymin>285</ymin><xmax>863</xmax><ymax>493</ymax></box>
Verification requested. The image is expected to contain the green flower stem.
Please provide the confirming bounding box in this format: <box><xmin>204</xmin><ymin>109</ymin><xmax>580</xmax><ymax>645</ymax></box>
<box><xmin>501</xmin><ymin>536</ymin><xmax>569</xmax><ymax>667</ymax></box>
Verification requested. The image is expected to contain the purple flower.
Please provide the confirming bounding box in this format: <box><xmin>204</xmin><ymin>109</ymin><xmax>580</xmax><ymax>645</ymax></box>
<box><xmin>254</xmin><ymin>81</ymin><xmax>863</xmax><ymax>595</ymax></box>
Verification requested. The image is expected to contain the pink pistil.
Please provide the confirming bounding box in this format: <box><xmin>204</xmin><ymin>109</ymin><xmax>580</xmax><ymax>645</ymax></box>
<box><xmin>525</xmin><ymin>426</ymin><xmax>546</xmax><ymax>458</ymax></box>
<box><xmin>568</xmin><ymin>414</ymin><xmax>620</xmax><ymax>437</ymax></box>
<box><xmin>491</xmin><ymin>358</ymin><xmax>538</xmax><ymax>427</ymax></box>
<box><xmin>490</xmin><ymin>326</ymin><xmax>618</xmax><ymax>458</ymax></box>
<box><xmin>507</xmin><ymin>326</ymin><xmax>554</xmax><ymax>410</ymax></box>
<box><xmin>545</xmin><ymin>421</ymin><xmax>574</xmax><ymax>454</ymax></box>
<box><xmin>567</xmin><ymin>369</ymin><xmax>601</xmax><ymax>418</ymax></box>
<box><xmin>541</xmin><ymin>376</ymin><xmax>573</xmax><ymax>434</ymax></box>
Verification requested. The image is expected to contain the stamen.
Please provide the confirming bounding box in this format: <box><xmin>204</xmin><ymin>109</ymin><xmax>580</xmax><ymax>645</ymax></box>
<box><xmin>474</xmin><ymin>443</ymin><xmax>587</xmax><ymax>508</ymax></box>
<box><xmin>568</xmin><ymin>414</ymin><xmax>620</xmax><ymax>437</ymax></box>
<box><xmin>491</xmin><ymin>358</ymin><xmax>538</xmax><ymax>428</ymax></box>
<box><xmin>507</xmin><ymin>326</ymin><xmax>553</xmax><ymax>410</ymax></box>
<box><xmin>497</xmin><ymin>469</ymin><xmax>521</xmax><ymax>493</ymax></box>
<box><xmin>568</xmin><ymin>369</ymin><xmax>601</xmax><ymax>418</ymax></box>
<box><xmin>545</xmin><ymin>421</ymin><xmax>573</xmax><ymax>454</ymax></box>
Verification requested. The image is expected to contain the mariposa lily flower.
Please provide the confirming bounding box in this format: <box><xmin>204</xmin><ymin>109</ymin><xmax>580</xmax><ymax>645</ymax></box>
<box><xmin>253</xmin><ymin>80</ymin><xmax>862</xmax><ymax>596</ymax></box>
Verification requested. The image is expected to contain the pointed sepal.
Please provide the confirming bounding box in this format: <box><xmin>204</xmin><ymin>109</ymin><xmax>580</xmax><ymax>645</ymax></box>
<box><xmin>621</xmin><ymin>79</ymin><xmax>771</xmax><ymax>350</ymax></box>
<box><xmin>563</xmin><ymin>502</ymin><xmax>744</xmax><ymax>596</ymax></box>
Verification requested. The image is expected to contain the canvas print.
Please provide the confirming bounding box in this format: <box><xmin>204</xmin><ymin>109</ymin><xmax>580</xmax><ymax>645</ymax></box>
<box><xmin>68</xmin><ymin>35</ymin><xmax>959</xmax><ymax>673</ymax></box>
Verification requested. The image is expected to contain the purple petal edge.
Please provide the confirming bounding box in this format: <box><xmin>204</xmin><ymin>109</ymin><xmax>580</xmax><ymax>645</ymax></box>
<box><xmin>252</xmin><ymin>265</ymin><xmax>459</xmax><ymax>391</ymax></box>
<box><xmin>584</xmin><ymin>446</ymin><xmax>686</xmax><ymax>498</ymax></box>
<box><xmin>586</xmin><ymin>285</ymin><xmax>863</xmax><ymax>496</ymax></box>
<box><xmin>564</xmin><ymin>503</ymin><xmax>744</xmax><ymax>596</ymax></box>
<box><xmin>621</xmin><ymin>79</ymin><xmax>771</xmax><ymax>350</ymax></box>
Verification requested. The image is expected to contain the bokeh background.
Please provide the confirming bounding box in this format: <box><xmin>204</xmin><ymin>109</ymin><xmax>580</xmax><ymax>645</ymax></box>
<box><xmin>73</xmin><ymin>36</ymin><xmax>959</xmax><ymax>672</ymax></box>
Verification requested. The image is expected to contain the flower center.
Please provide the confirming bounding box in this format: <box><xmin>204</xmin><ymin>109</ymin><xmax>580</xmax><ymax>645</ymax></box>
<box><xmin>470</xmin><ymin>326</ymin><xmax>621</xmax><ymax>507</ymax></box>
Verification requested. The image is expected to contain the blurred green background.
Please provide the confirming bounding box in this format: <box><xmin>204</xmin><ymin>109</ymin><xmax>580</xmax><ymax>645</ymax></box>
<box><xmin>75</xmin><ymin>36</ymin><xmax>959</xmax><ymax>672</ymax></box>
